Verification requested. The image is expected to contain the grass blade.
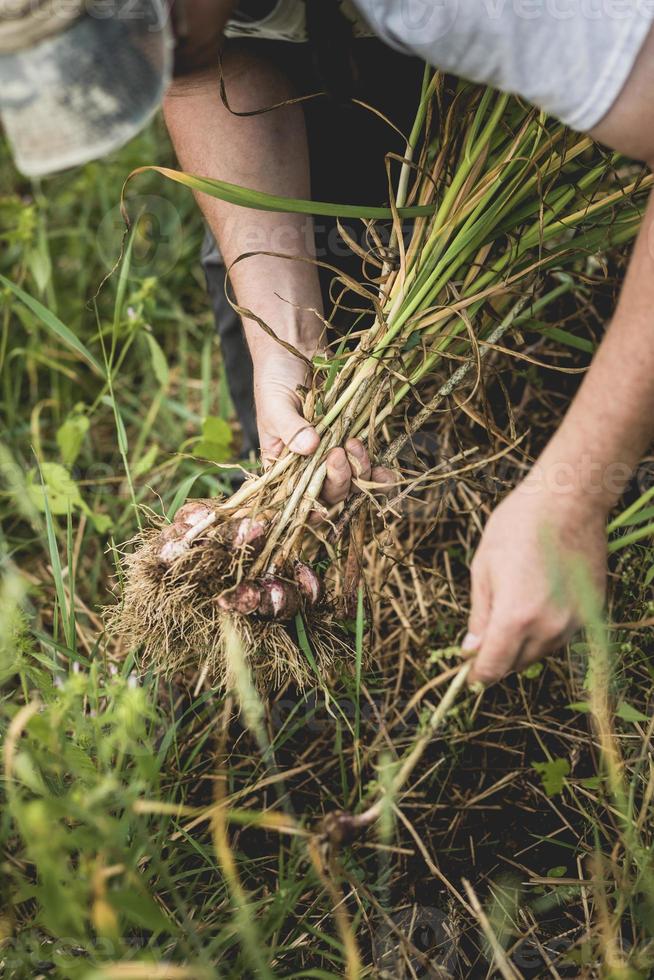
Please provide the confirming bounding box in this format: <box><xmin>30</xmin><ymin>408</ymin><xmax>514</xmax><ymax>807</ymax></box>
<box><xmin>125</xmin><ymin>166</ymin><xmax>437</xmax><ymax>220</ymax></box>
<box><xmin>0</xmin><ymin>273</ymin><xmax>104</xmax><ymax>377</ymax></box>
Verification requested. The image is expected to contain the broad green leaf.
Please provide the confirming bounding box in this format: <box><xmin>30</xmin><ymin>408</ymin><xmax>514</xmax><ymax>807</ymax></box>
<box><xmin>547</xmin><ymin>866</ymin><xmax>567</xmax><ymax>878</ymax></box>
<box><xmin>11</xmin><ymin>751</ymin><xmax>48</xmax><ymax>794</ymax></box>
<box><xmin>616</xmin><ymin>701</ymin><xmax>649</xmax><ymax>724</ymax></box>
<box><xmin>29</xmin><ymin>461</ymin><xmax>111</xmax><ymax>534</ymax></box>
<box><xmin>522</xmin><ymin>662</ymin><xmax>543</xmax><ymax>679</ymax></box>
<box><xmin>56</xmin><ymin>412</ymin><xmax>89</xmax><ymax>467</ymax></box>
<box><xmin>202</xmin><ymin>416</ymin><xmax>233</xmax><ymax>442</ymax></box>
<box><xmin>27</xmin><ymin>463</ymin><xmax>83</xmax><ymax>515</ymax></box>
<box><xmin>0</xmin><ymin>273</ymin><xmax>104</xmax><ymax>376</ymax></box>
<box><xmin>580</xmin><ymin>776</ymin><xmax>602</xmax><ymax>790</ymax></box>
<box><xmin>532</xmin><ymin>757</ymin><xmax>570</xmax><ymax>797</ymax></box>
<box><xmin>89</xmin><ymin>511</ymin><xmax>113</xmax><ymax>535</ymax></box>
<box><xmin>194</xmin><ymin>415</ymin><xmax>233</xmax><ymax>462</ymax></box>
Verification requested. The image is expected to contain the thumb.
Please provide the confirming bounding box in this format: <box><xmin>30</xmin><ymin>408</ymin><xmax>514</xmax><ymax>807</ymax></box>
<box><xmin>462</xmin><ymin>558</ymin><xmax>492</xmax><ymax>656</ymax></box>
<box><xmin>257</xmin><ymin>381</ymin><xmax>320</xmax><ymax>459</ymax></box>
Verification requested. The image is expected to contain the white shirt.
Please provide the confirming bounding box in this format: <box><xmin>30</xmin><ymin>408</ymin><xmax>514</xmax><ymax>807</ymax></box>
<box><xmin>227</xmin><ymin>0</ymin><xmax>654</xmax><ymax>131</ymax></box>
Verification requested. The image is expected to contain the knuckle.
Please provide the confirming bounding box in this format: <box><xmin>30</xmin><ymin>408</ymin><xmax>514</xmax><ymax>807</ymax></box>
<box><xmin>541</xmin><ymin>612</ymin><xmax>573</xmax><ymax>646</ymax></box>
<box><xmin>345</xmin><ymin>445</ymin><xmax>370</xmax><ymax>480</ymax></box>
<box><xmin>371</xmin><ymin>466</ymin><xmax>396</xmax><ymax>488</ymax></box>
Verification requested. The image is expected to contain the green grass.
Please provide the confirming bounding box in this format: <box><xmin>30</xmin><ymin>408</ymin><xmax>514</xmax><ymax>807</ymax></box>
<box><xmin>2</xmin><ymin>108</ymin><xmax>654</xmax><ymax>980</ymax></box>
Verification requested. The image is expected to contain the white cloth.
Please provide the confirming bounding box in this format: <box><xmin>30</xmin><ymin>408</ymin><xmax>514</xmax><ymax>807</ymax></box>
<box><xmin>352</xmin><ymin>0</ymin><xmax>654</xmax><ymax>130</ymax></box>
<box><xmin>225</xmin><ymin>0</ymin><xmax>375</xmax><ymax>42</ymax></box>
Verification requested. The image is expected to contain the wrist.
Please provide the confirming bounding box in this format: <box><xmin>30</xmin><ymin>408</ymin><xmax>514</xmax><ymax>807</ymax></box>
<box><xmin>246</xmin><ymin>309</ymin><xmax>324</xmax><ymax>367</ymax></box>
<box><xmin>526</xmin><ymin>436</ymin><xmax>633</xmax><ymax>516</ymax></box>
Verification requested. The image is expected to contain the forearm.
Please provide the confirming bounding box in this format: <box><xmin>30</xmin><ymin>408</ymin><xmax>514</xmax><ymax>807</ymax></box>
<box><xmin>163</xmin><ymin>48</ymin><xmax>324</xmax><ymax>363</ymax></box>
<box><xmin>533</xmin><ymin>187</ymin><xmax>654</xmax><ymax>510</ymax></box>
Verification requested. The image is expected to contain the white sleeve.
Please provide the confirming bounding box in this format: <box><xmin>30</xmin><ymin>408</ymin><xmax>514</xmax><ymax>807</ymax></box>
<box><xmin>353</xmin><ymin>0</ymin><xmax>654</xmax><ymax>131</ymax></box>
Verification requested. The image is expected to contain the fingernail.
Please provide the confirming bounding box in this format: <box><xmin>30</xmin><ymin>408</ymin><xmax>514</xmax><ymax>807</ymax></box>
<box><xmin>462</xmin><ymin>631</ymin><xmax>481</xmax><ymax>652</ymax></box>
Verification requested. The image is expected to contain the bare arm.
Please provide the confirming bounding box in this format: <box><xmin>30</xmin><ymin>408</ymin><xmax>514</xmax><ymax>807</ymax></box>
<box><xmin>164</xmin><ymin>46</ymin><xmax>373</xmax><ymax>499</ymax></box>
<box><xmin>544</xmin><ymin>20</ymin><xmax>654</xmax><ymax>500</ymax></box>
<box><xmin>164</xmin><ymin>51</ymin><xmax>323</xmax><ymax>453</ymax></box>
<box><xmin>535</xmin><ymin>188</ymin><xmax>654</xmax><ymax>510</ymax></box>
<box><xmin>467</xmin><ymin>26</ymin><xmax>654</xmax><ymax>684</ymax></box>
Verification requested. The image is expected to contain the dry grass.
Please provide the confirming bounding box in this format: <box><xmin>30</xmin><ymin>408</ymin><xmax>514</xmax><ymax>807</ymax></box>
<box><xmin>112</xmin><ymin>77</ymin><xmax>651</xmax><ymax>698</ymax></box>
<box><xmin>2</xmin><ymin>87</ymin><xmax>654</xmax><ymax>979</ymax></box>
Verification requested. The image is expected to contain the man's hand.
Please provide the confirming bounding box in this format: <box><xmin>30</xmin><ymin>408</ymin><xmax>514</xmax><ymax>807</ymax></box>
<box><xmin>463</xmin><ymin>475</ymin><xmax>608</xmax><ymax>686</ymax></box>
<box><xmin>254</xmin><ymin>345</ymin><xmax>392</xmax><ymax>506</ymax></box>
<box><xmin>461</xmin><ymin>179</ymin><xmax>654</xmax><ymax>687</ymax></box>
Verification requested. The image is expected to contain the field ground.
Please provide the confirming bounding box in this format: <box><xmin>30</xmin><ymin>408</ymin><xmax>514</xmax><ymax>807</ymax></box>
<box><xmin>1</xmin><ymin>115</ymin><xmax>654</xmax><ymax>979</ymax></box>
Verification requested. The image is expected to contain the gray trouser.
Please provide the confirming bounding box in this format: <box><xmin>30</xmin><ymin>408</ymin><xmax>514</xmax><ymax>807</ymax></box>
<box><xmin>201</xmin><ymin>229</ymin><xmax>259</xmax><ymax>456</ymax></box>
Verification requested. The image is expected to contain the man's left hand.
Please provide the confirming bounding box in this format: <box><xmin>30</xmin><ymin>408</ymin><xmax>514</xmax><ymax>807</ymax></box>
<box><xmin>463</xmin><ymin>476</ymin><xmax>608</xmax><ymax>685</ymax></box>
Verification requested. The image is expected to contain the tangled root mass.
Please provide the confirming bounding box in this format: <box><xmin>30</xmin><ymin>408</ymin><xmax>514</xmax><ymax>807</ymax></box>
<box><xmin>109</xmin><ymin>499</ymin><xmax>355</xmax><ymax>690</ymax></box>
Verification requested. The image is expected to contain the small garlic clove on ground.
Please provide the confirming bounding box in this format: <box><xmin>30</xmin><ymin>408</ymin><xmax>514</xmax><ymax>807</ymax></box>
<box><xmin>294</xmin><ymin>562</ymin><xmax>322</xmax><ymax>605</ymax></box>
<box><xmin>321</xmin><ymin>810</ymin><xmax>359</xmax><ymax>846</ymax></box>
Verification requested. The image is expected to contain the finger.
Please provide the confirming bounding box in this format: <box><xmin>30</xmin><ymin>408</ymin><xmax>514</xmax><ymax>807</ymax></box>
<box><xmin>467</xmin><ymin>611</ymin><xmax>525</xmax><ymax>687</ymax></box>
<box><xmin>513</xmin><ymin>621</ymin><xmax>576</xmax><ymax>674</ymax></box>
<box><xmin>288</xmin><ymin>424</ymin><xmax>320</xmax><ymax>455</ymax></box>
<box><xmin>321</xmin><ymin>447</ymin><xmax>352</xmax><ymax>505</ymax></box>
<box><xmin>370</xmin><ymin>466</ymin><xmax>398</xmax><ymax>493</ymax></box>
<box><xmin>308</xmin><ymin>506</ymin><xmax>329</xmax><ymax>526</ymax></box>
<box><xmin>513</xmin><ymin>638</ymin><xmax>546</xmax><ymax>676</ymax></box>
<box><xmin>461</xmin><ymin>560</ymin><xmax>492</xmax><ymax>659</ymax></box>
<box><xmin>344</xmin><ymin>438</ymin><xmax>371</xmax><ymax>483</ymax></box>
